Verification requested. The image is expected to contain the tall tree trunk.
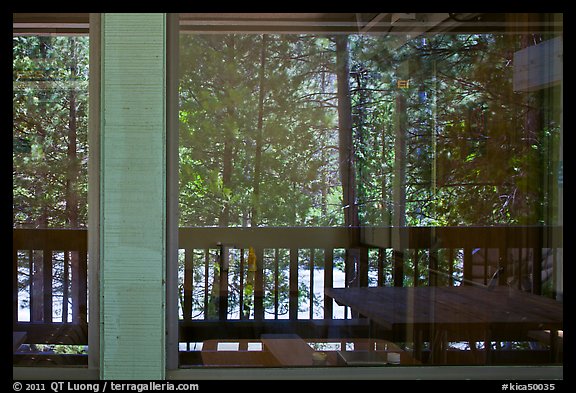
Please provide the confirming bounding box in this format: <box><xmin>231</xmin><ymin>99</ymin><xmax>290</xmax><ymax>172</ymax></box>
<box><xmin>252</xmin><ymin>34</ymin><xmax>267</xmax><ymax>227</ymax></box>
<box><xmin>335</xmin><ymin>36</ymin><xmax>358</xmax><ymax>231</ymax></box>
<box><xmin>393</xmin><ymin>93</ymin><xmax>407</xmax><ymax>228</ymax></box>
<box><xmin>392</xmin><ymin>91</ymin><xmax>408</xmax><ymax>287</ymax></box>
<box><xmin>335</xmin><ymin>35</ymin><xmax>361</xmax><ymax>291</ymax></box>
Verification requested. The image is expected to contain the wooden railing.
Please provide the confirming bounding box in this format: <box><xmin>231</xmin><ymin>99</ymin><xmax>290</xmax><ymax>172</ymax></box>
<box><xmin>177</xmin><ymin>226</ymin><xmax>563</xmax><ymax>347</ymax></box>
<box><xmin>13</xmin><ymin>228</ymin><xmax>88</xmax><ymax>347</ymax></box>
<box><xmin>13</xmin><ymin>226</ymin><xmax>562</xmax><ymax>347</ymax></box>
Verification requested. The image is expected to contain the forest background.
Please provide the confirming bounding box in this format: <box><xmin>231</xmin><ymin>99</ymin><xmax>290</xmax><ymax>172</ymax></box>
<box><xmin>13</xmin><ymin>30</ymin><xmax>561</xmax><ymax>323</ymax></box>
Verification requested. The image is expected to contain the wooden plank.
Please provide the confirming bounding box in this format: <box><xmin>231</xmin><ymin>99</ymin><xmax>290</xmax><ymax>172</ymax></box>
<box><xmin>178</xmin><ymin>227</ymin><xmax>351</xmax><ymax>249</ymax></box>
<box><xmin>361</xmin><ymin>226</ymin><xmax>561</xmax><ymax>249</ymax></box>
<box><xmin>15</xmin><ymin>322</ymin><xmax>88</xmax><ymax>345</ymax></box>
<box><xmin>13</xmin><ymin>228</ymin><xmax>87</xmax><ymax>251</ymax></box>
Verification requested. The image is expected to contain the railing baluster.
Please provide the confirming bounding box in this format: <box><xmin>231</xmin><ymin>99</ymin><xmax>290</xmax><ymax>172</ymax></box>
<box><xmin>253</xmin><ymin>247</ymin><xmax>264</xmax><ymax>320</ymax></box>
<box><xmin>43</xmin><ymin>249</ymin><xmax>53</xmax><ymax>323</ymax></box>
<box><xmin>289</xmin><ymin>248</ymin><xmax>298</xmax><ymax>321</ymax></box>
<box><xmin>218</xmin><ymin>244</ymin><xmax>229</xmax><ymax>321</ymax></box>
<box><xmin>323</xmin><ymin>248</ymin><xmax>333</xmax><ymax>320</ymax></box>
<box><xmin>377</xmin><ymin>248</ymin><xmax>385</xmax><ymax>287</ymax></box>
<box><xmin>77</xmin><ymin>250</ymin><xmax>88</xmax><ymax>324</ymax></box>
<box><xmin>183</xmin><ymin>248</ymin><xmax>193</xmax><ymax>321</ymax></box>
<box><xmin>309</xmin><ymin>249</ymin><xmax>315</xmax><ymax>319</ymax></box>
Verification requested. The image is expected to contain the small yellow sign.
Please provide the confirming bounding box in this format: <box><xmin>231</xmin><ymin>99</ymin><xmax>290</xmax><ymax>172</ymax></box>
<box><xmin>397</xmin><ymin>80</ymin><xmax>410</xmax><ymax>89</ymax></box>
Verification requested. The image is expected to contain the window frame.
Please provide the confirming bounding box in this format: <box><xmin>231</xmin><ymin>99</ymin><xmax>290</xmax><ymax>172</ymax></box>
<box><xmin>12</xmin><ymin>12</ymin><xmax>97</xmax><ymax>379</ymax></box>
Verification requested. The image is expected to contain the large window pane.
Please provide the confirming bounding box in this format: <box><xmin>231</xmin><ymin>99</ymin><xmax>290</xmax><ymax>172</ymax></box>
<box><xmin>177</xmin><ymin>13</ymin><xmax>562</xmax><ymax>369</ymax></box>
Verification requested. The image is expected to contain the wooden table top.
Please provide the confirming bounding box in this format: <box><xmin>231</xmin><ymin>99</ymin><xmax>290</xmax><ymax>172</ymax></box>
<box><xmin>325</xmin><ymin>286</ymin><xmax>563</xmax><ymax>332</ymax></box>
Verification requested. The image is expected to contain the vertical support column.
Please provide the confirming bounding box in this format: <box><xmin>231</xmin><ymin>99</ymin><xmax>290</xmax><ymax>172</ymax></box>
<box><xmin>165</xmin><ymin>12</ymin><xmax>180</xmax><ymax>371</ymax></box>
<box><xmin>88</xmin><ymin>13</ymin><xmax>102</xmax><ymax>371</ymax></box>
<box><xmin>99</xmin><ymin>13</ymin><xmax>166</xmax><ymax>380</ymax></box>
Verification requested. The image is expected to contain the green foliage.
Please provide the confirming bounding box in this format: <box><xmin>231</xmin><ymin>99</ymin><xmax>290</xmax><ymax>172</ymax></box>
<box><xmin>179</xmin><ymin>34</ymin><xmax>341</xmax><ymax>227</ymax></box>
<box><xmin>13</xmin><ymin>36</ymin><xmax>89</xmax><ymax>229</ymax></box>
<box><xmin>176</xmin><ymin>32</ymin><xmax>559</xmax><ymax>229</ymax></box>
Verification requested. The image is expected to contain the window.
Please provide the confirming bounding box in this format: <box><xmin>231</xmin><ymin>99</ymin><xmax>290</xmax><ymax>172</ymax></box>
<box><xmin>13</xmin><ymin>16</ymin><xmax>90</xmax><ymax>367</ymax></box>
<box><xmin>177</xmin><ymin>13</ymin><xmax>563</xmax><ymax>369</ymax></box>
